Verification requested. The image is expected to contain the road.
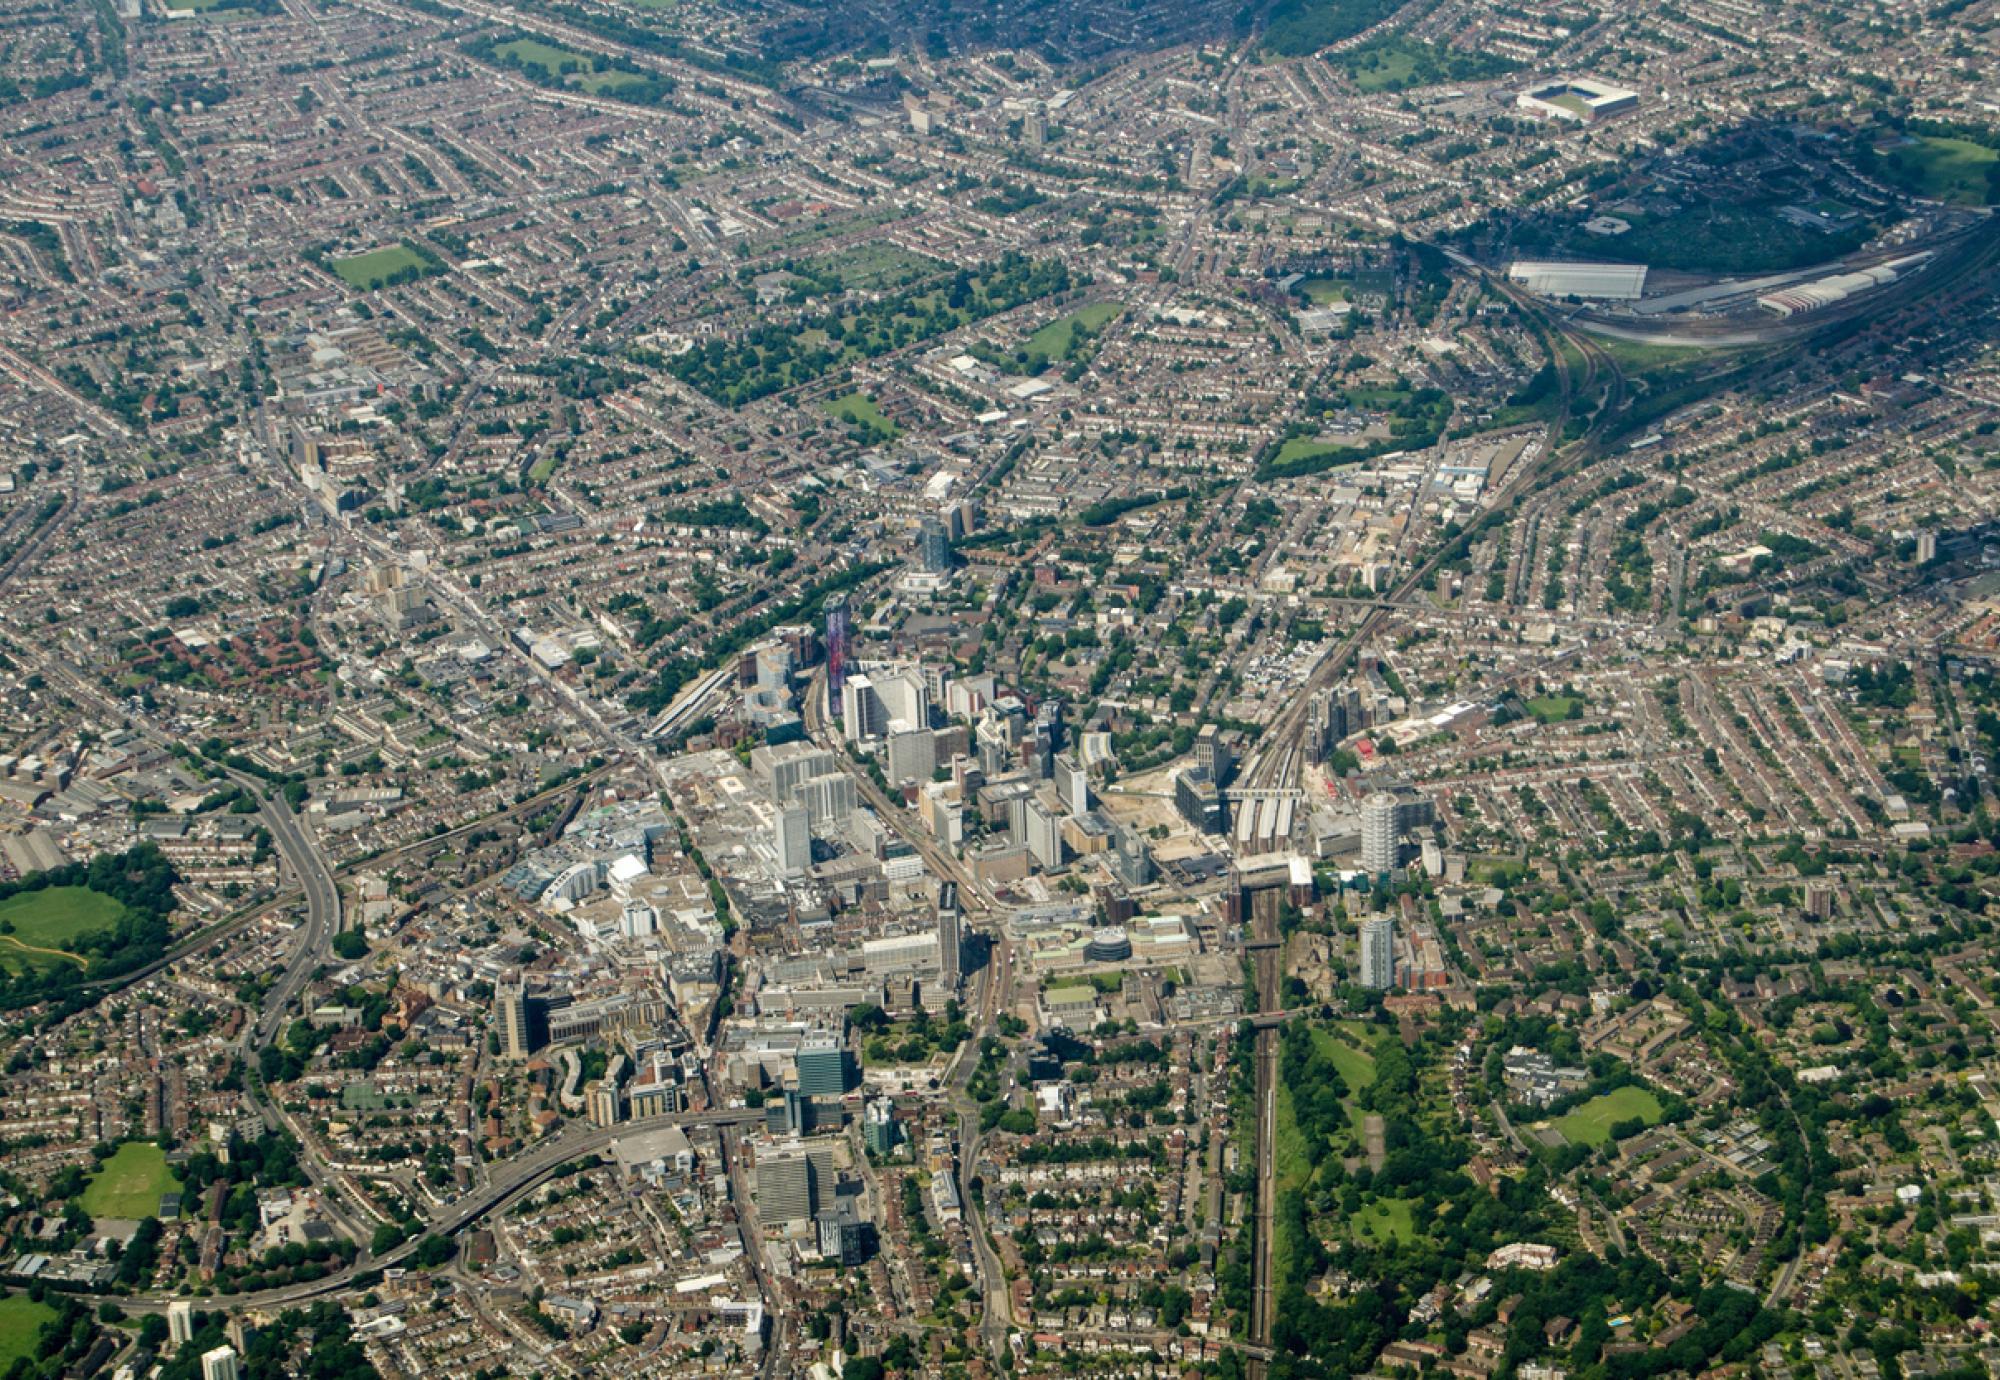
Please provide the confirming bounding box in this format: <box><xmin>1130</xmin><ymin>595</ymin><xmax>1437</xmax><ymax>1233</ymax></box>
<box><xmin>251</xmin><ymin>795</ymin><xmax>344</xmax><ymax>1047</ymax></box>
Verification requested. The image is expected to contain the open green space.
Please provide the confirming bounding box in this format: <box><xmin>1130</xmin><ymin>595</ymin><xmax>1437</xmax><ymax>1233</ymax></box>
<box><xmin>0</xmin><ymin>1294</ymin><xmax>56</xmax><ymax>1373</ymax></box>
<box><xmin>493</xmin><ymin>35</ymin><xmax>594</xmax><ymax>74</ymax></box>
<box><xmin>669</xmin><ymin>253</ymin><xmax>1070</xmax><ymax>406</ymax></box>
<box><xmin>162</xmin><ymin>0</ymin><xmax>230</xmax><ymax>12</ymax></box>
<box><xmin>822</xmin><ymin>390</ymin><xmax>898</xmax><ymax>441</ymax></box>
<box><xmin>1526</xmin><ymin>694</ymin><xmax>1583</xmax><ymax>724</ymax></box>
<box><xmin>1873</xmin><ymin>134</ymin><xmax>2000</xmax><ymax>207</ymax></box>
<box><xmin>802</xmin><ymin>243</ymin><xmax>946</xmax><ymax>292</ymax></box>
<box><xmin>79</xmin><ymin>1141</ymin><xmax>181</xmax><ymax>1220</ymax></box>
<box><xmin>1295</xmin><ymin>276</ymin><xmax>1349</xmax><ymax>305</ymax></box>
<box><xmin>1333</xmin><ymin>34</ymin><xmax>1521</xmax><ymax>92</ymax></box>
<box><xmin>465</xmin><ymin>32</ymin><xmax>675</xmax><ymax>108</ymax></box>
<box><xmin>331</xmin><ymin>244</ymin><xmax>436</xmax><ymax>291</ymax></box>
<box><xmin>1553</xmin><ymin>1085</ymin><xmax>1663</xmax><ymax>1146</ymax></box>
<box><xmin>1262</xmin><ymin>0</ymin><xmax>1409</xmax><ymax>55</ymax></box>
<box><xmin>573</xmin><ymin>67</ymin><xmax>646</xmax><ymax>93</ymax></box>
<box><xmin>1595</xmin><ymin>336</ymin><xmax>1718</xmax><ymax>375</ymax></box>
<box><xmin>1353</xmin><ymin>1195</ymin><xmax>1418</xmax><ymax>1244</ymax></box>
<box><xmin>0</xmin><ymin>885</ymin><xmax>124</xmax><ymax>970</ymax></box>
<box><xmin>1025</xmin><ymin>301</ymin><xmax>1121</xmax><ymax>360</ymax></box>
<box><xmin>1318</xmin><ymin>1027</ymin><xmax>1377</xmax><ymax>1107</ymax></box>
<box><xmin>1269</xmin><ymin>436</ymin><xmax>1364</xmax><ymax>473</ymax></box>
<box><xmin>527</xmin><ymin>455</ymin><xmax>560</xmax><ymax>483</ymax></box>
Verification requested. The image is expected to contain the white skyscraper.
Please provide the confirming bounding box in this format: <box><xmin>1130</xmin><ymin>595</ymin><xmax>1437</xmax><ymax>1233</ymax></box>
<box><xmin>1359</xmin><ymin>917</ymin><xmax>1395</xmax><ymax>990</ymax></box>
<box><xmin>774</xmin><ymin>803</ymin><xmax>811</xmax><ymax>876</ymax></box>
<box><xmin>201</xmin><ymin>1347</ymin><xmax>240</xmax><ymax>1380</ymax></box>
<box><xmin>168</xmin><ymin>1301</ymin><xmax>194</xmax><ymax>1347</ymax></box>
<box><xmin>1361</xmin><ymin>791</ymin><xmax>1400</xmax><ymax>876</ymax></box>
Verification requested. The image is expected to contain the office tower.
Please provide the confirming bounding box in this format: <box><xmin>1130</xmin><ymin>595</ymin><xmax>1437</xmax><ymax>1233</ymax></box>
<box><xmin>791</xmin><ymin>771</ymin><xmax>858</xmax><ymax>828</ymax></box>
<box><xmin>862</xmin><ymin>1097</ymin><xmax>900</xmax><ymax>1156</ymax></box>
<box><xmin>496</xmin><ymin>983</ymin><xmax>531</xmax><ymax>1060</ymax></box>
<box><xmin>886</xmin><ymin>728</ymin><xmax>937</xmax><ymax>785</ymax></box>
<box><xmin>1360</xmin><ymin>917</ymin><xmax>1396</xmax><ymax>990</ymax></box>
<box><xmin>817</xmin><ymin>1209</ymin><xmax>865</xmax><ymax>1264</ymax></box>
<box><xmin>843</xmin><ymin>673</ymin><xmax>885</xmax><ymax>740</ymax></box>
<box><xmin>752</xmin><ymin>741</ymin><xmax>838</xmax><ymax>805</ymax></box>
<box><xmin>758</xmin><ymin>1150</ymin><xmax>814</xmax><ymax>1227</ymax></box>
<box><xmin>1024</xmin><ymin>797</ymin><xmax>1063</xmax><ymax>872</ymax></box>
<box><xmin>1361</xmin><ymin>792</ymin><xmax>1400</xmax><ymax>876</ymax></box>
<box><xmin>765</xmin><ymin>1088</ymin><xmax>815</xmax><ymax>1137</ymax></box>
<box><xmin>1054</xmin><ymin>753</ymin><xmax>1091</xmax><ymax>814</ymax></box>
<box><xmin>201</xmin><ymin>1348</ymin><xmax>239</xmax><ymax>1380</ymax></box>
<box><xmin>936</xmin><ymin>882</ymin><xmax>962</xmax><ymax>989</ymax></box>
<box><xmin>796</xmin><ymin>1031</ymin><xmax>857</xmax><ymax>1097</ymax></box>
<box><xmin>775</xmin><ymin>803</ymin><xmax>811</xmax><ymax>876</ymax></box>
<box><xmin>825</xmin><ymin>594</ymin><xmax>850</xmax><ymax>716</ymax></box>
<box><xmin>1175</xmin><ymin>768</ymin><xmax>1227</xmax><ymax>835</ymax></box>
<box><xmin>168</xmin><ymin>1301</ymin><xmax>194</xmax><ymax>1347</ymax></box>
<box><xmin>1918</xmin><ymin>530</ymin><xmax>1938</xmax><ymax>564</ymax></box>
<box><xmin>1195</xmin><ymin>724</ymin><xmax>1234</xmax><ymax>788</ymax></box>
<box><xmin>918</xmin><ymin>515</ymin><xmax>951</xmax><ymax>574</ymax></box>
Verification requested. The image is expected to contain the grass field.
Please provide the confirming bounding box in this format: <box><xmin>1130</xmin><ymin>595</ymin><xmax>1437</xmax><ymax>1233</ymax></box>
<box><xmin>1878</xmin><ymin>135</ymin><xmax>1999</xmax><ymax>207</ymax></box>
<box><xmin>1317</xmin><ymin>1027</ymin><xmax>1377</xmax><ymax>1127</ymax></box>
<box><xmin>573</xmin><ymin>68</ymin><xmax>646</xmax><ymax>93</ymax></box>
<box><xmin>0</xmin><ymin>1294</ymin><xmax>56</xmax><ymax>1373</ymax></box>
<box><xmin>79</xmin><ymin>1142</ymin><xmax>181</xmax><ymax>1221</ymax></box>
<box><xmin>1295</xmin><ymin>276</ymin><xmax>1350</xmax><ymax>306</ymax></box>
<box><xmin>1595</xmin><ymin>337</ymin><xmax>1718</xmax><ymax>374</ymax></box>
<box><xmin>527</xmin><ymin>455</ymin><xmax>560</xmax><ymax>483</ymax></box>
<box><xmin>1025</xmin><ymin>302</ymin><xmax>1121</xmax><ymax>360</ymax></box>
<box><xmin>1553</xmin><ymin>1086</ymin><xmax>1663</xmax><ymax>1147</ymax></box>
<box><xmin>1271</xmin><ymin>436</ymin><xmax>1363</xmax><ymax>471</ymax></box>
<box><xmin>822</xmin><ymin>390</ymin><xmax>897</xmax><ymax>441</ymax></box>
<box><xmin>0</xmin><ymin>886</ymin><xmax>124</xmax><ymax>971</ymax></box>
<box><xmin>1353</xmin><ymin>1195</ymin><xmax>1418</xmax><ymax>1244</ymax></box>
<box><xmin>332</xmin><ymin>245</ymin><xmax>432</xmax><ymax>291</ymax></box>
<box><xmin>494</xmin><ymin>35</ymin><xmax>594</xmax><ymax>74</ymax></box>
<box><xmin>1526</xmin><ymin>694</ymin><xmax>1582</xmax><ymax>724</ymax></box>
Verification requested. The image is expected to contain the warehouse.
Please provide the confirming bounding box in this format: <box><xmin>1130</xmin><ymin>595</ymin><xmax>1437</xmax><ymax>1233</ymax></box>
<box><xmin>1756</xmin><ymin>254</ymin><xmax>1928</xmax><ymax>317</ymax></box>
<box><xmin>1507</xmin><ymin>260</ymin><xmax>1649</xmax><ymax>300</ymax></box>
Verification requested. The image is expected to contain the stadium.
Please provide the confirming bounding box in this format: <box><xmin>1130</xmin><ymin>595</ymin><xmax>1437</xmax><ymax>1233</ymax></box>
<box><xmin>1517</xmin><ymin>77</ymin><xmax>1640</xmax><ymax>123</ymax></box>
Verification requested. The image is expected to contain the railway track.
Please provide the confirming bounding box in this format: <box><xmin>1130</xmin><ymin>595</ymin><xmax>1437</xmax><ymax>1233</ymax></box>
<box><xmin>1241</xmin><ymin>286</ymin><xmax>1621</xmax><ymax>1375</ymax></box>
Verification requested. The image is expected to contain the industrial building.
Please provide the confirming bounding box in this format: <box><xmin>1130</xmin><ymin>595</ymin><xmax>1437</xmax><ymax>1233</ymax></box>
<box><xmin>1757</xmin><ymin>254</ymin><xmax>1928</xmax><ymax>317</ymax></box>
<box><xmin>1507</xmin><ymin>261</ymin><xmax>1649</xmax><ymax>301</ymax></box>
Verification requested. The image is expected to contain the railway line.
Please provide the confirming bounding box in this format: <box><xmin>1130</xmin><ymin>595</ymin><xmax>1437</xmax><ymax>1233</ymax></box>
<box><xmin>1241</xmin><ymin>285</ymin><xmax>1623</xmax><ymax>1374</ymax></box>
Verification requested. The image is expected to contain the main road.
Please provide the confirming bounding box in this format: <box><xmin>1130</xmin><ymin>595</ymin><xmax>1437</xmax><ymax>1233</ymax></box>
<box><xmin>251</xmin><ymin>795</ymin><xmax>344</xmax><ymax>1047</ymax></box>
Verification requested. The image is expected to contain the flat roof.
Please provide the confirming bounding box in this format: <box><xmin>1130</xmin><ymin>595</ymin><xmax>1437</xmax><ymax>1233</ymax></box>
<box><xmin>1506</xmin><ymin>261</ymin><xmax>1649</xmax><ymax>300</ymax></box>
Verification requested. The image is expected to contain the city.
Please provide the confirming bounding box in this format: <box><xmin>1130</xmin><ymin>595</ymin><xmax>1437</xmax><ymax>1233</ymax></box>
<box><xmin>0</xmin><ymin>0</ymin><xmax>1997</xmax><ymax>1377</ymax></box>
